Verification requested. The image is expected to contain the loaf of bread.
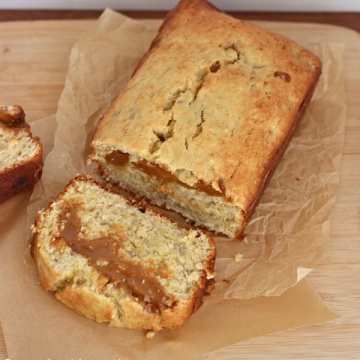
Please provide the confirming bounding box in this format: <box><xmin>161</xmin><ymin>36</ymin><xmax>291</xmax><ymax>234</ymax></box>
<box><xmin>0</xmin><ymin>105</ymin><xmax>43</xmax><ymax>203</ymax></box>
<box><xmin>91</xmin><ymin>0</ymin><xmax>321</xmax><ymax>239</ymax></box>
<box><xmin>31</xmin><ymin>175</ymin><xmax>216</xmax><ymax>334</ymax></box>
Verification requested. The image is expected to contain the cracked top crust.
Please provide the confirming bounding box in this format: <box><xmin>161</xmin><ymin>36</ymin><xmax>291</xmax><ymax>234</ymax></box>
<box><xmin>92</xmin><ymin>0</ymin><xmax>321</xmax><ymax>213</ymax></box>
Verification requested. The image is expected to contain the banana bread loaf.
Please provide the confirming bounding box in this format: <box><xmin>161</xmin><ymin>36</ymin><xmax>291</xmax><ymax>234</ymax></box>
<box><xmin>31</xmin><ymin>175</ymin><xmax>216</xmax><ymax>334</ymax></box>
<box><xmin>91</xmin><ymin>0</ymin><xmax>321</xmax><ymax>238</ymax></box>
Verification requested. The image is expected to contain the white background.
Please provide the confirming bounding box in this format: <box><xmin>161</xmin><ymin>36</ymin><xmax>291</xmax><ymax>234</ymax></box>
<box><xmin>0</xmin><ymin>0</ymin><xmax>359</xmax><ymax>11</ymax></box>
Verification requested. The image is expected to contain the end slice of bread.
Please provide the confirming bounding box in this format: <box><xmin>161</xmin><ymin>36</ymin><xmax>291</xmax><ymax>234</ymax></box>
<box><xmin>31</xmin><ymin>174</ymin><xmax>216</xmax><ymax>333</ymax></box>
<box><xmin>0</xmin><ymin>105</ymin><xmax>43</xmax><ymax>203</ymax></box>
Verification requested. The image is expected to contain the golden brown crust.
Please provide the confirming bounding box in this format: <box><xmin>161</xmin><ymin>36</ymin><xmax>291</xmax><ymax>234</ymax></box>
<box><xmin>235</xmin><ymin>74</ymin><xmax>321</xmax><ymax>237</ymax></box>
<box><xmin>55</xmin><ymin>287</ymin><xmax>116</xmax><ymax>323</ymax></box>
<box><xmin>91</xmin><ymin>0</ymin><xmax>321</xmax><ymax>238</ymax></box>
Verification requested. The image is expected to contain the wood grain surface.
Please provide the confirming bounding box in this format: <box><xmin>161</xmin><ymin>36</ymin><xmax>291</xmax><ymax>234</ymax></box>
<box><xmin>1</xmin><ymin>10</ymin><xmax>360</xmax><ymax>32</ymax></box>
<box><xmin>0</xmin><ymin>15</ymin><xmax>359</xmax><ymax>359</ymax></box>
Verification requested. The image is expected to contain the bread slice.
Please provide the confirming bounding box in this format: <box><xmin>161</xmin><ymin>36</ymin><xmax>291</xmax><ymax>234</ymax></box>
<box><xmin>91</xmin><ymin>0</ymin><xmax>321</xmax><ymax>239</ymax></box>
<box><xmin>31</xmin><ymin>174</ymin><xmax>216</xmax><ymax>334</ymax></box>
<box><xmin>0</xmin><ymin>105</ymin><xmax>43</xmax><ymax>203</ymax></box>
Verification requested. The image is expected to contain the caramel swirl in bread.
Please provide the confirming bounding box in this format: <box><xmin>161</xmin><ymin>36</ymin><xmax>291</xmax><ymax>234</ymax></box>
<box><xmin>32</xmin><ymin>175</ymin><xmax>216</xmax><ymax>333</ymax></box>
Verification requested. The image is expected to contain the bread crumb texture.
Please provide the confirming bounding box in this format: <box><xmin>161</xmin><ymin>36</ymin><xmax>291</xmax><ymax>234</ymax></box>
<box><xmin>32</xmin><ymin>175</ymin><xmax>216</xmax><ymax>333</ymax></box>
<box><xmin>0</xmin><ymin>127</ymin><xmax>40</xmax><ymax>170</ymax></box>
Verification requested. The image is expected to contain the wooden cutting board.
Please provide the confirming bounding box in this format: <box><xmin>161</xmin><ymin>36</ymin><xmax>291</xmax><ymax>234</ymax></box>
<box><xmin>0</xmin><ymin>18</ymin><xmax>359</xmax><ymax>359</ymax></box>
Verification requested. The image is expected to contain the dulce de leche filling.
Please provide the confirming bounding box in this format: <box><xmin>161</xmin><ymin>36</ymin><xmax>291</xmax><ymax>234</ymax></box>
<box><xmin>55</xmin><ymin>206</ymin><xmax>174</xmax><ymax>314</ymax></box>
<box><xmin>105</xmin><ymin>150</ymin><xmax>224</xmax><ymax>197</ymax></box>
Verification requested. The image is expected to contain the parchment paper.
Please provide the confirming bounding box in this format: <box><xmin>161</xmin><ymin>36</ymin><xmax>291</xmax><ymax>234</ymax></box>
<box><xmin>0</xmin><ymin>9</ymin><xmax>346</xmax><ymax>360</ymax></box>
<box><xmin>27</xmin><ymin>9</ymin><xmax>346</xmax><ymax>299</ymax></box>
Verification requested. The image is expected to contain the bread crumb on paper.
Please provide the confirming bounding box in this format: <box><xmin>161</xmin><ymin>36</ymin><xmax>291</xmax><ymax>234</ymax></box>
<box><xmin>235</xmin><ymin>253</ymin><xmax>244</xmax><ymax>262</ymax></box>
<box><xmin>146</xmin><ymin>330</ymin><xmax>156</xmax><ymax>339</ymax></box>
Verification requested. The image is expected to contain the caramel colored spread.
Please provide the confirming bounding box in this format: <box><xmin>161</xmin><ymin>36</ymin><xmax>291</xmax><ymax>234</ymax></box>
<box><xmin>106</xmin><ymin>150</ymin><xmax>224</xmax><ymax>197</ymax></box>
<box><xmin>274</xmin><ymin>71</ymin><xmax>291</xmax><ymax>83</ymax></box>
<box><xmin>0</xmin><ymin>105</ymin><xmax>28</xmax><ymax>129</ymax></box>
<box><xmin>57</xmin><ymin>207</ymin><xmax>172</xmax><ymax>314</ymax></box>
<box><xmin>105</xmin><ymin>151</ymin><xmax>130</xmax><ymax>167</ymax></box>
<box><xmin>135</xmin><ymin>159</ymin><xmax>185</xmax><ymax>188</ymax></box>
